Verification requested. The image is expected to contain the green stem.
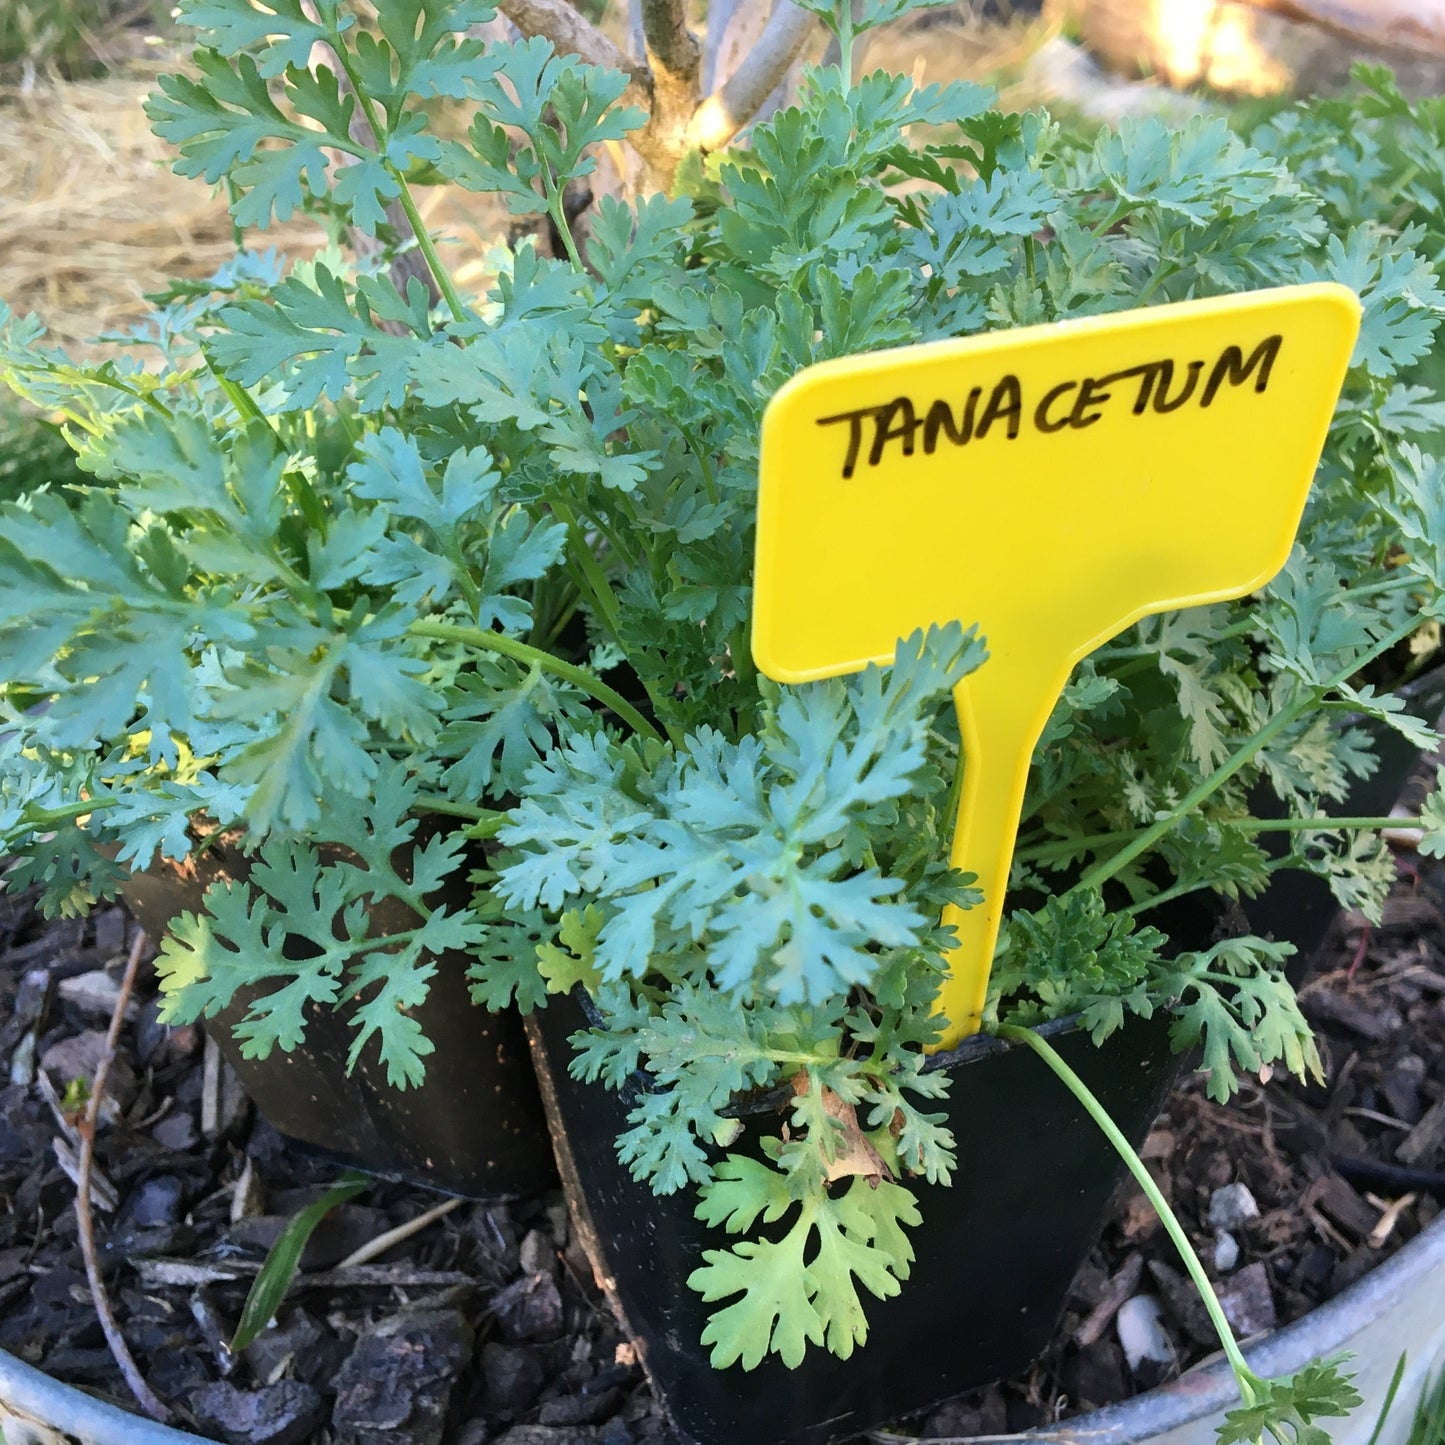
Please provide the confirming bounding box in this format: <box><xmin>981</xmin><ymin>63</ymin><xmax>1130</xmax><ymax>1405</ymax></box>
<box><xmin>328</xmin><ymin>43</ymin><xmax>469</xmax><ymax>324</ymax></box>
<box><xmin>550</xmin><ymin>500</ymin><xmax>623</xmax><ymax>640</ymax></box>
<box><xmin>12</xmin><ymin>796</ymin><xmax>119</xmax><ymax>831</ymax></box>
<box><xmin>729</xmin><ymin>622</ymin><xmax>757</xmax><ymax>696</ymax></box>
<box><xmin>1019</xmin><ymin>813</ymin><xmax>1420</xmax><ymax>867</ymax></box>
<box><xmin>393</xmin><ymin>178</ymin><xmax>470</xmax><ymax>322</ymax></box>
<box><xmin>547</xmin><ymin>190</ymin><xmax>587</xmax><ymax>272</ymax></box>
<box><xmin>408</xmin><ymin>792</ymin><xmax>508</xmax><ymax>829</ymax></box>
<box><xmin>1248</xmin><ymin>814</ymin><xmax>1413</xmax><ymax>833</ymax></box>
<box><xmin>680</xmin><ymin>424</ymin><xmax>719</xmax><ymax>506</ymax></box>
<box><xmin>1133</xmin><ymin>260</ymin><xmax>1178</xmax><ymax>307</ymax></box>
<box><xmin>211</xmin><ymin>366</ymin><xmax>268</xmax><ymax>425</ymax></box>
<box><xmin>1090</xmin><ymin>198</ymin><xmax>1131</xmax><ymax>238</ymax></box>
<box><xmin>17</xmin><ymin>365</ymin><xmax>173</xmax><ymax>423</ymax></box>
<box><xmin>464</xmin><ymin>813</ymin><xmax>508</xmax><ymax>840</ymax></box>
<box><xmin>995</xmin><ymin>1024</ymin><xmax>1258</xmax><ymax>1396</ymax></box>
<box><xmin>768</xmin><ymin>1048</ymin><xmax>845</xmax><ymax>1067</ymax></box>
<box><xmin>1339</xmin><ymin>573</ymin><xmax>1420</xmax><ymax>602</ymax></box>
<box><xmin>408</xmin><ymin>617</ymin><xmax>663</xmax><ymax>743</ymax></box>
<box><xmin>836</xmin><ymin>1</ymin><xmax>855</xmax><ymax>87</ymax></box>
<box><xmin>1120</xmin><ymin>877</ymin><xmax>1207</xmax><ymax>917</ymax></box>
<box><xmin>1074</xmin><ymin>617</ymin><xmax>1421</xmax><ymax>894</ymax></box>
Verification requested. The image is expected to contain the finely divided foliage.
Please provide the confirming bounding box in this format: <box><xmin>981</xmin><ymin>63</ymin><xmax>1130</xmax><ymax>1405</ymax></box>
<box><xmin>1</xmin><ymin>0</ymin><xmax>1444</xmax><ymax>1423</ymax></box>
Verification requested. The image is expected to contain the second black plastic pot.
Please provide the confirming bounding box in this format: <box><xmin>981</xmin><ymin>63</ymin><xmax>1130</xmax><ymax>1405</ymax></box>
<box><xmin>529</xmin><ymin>997</ymin><xmax>1179</xmax><ymax>1445</ymax></box>
<box><xmin>121</xmin><ymin>826</ymin><xmax>556</xmax><ymax>1201</ymax></box>
<box><xmin>524</xmin><ymin>819</ymin><xmax>1378</xmax><ymax>1445</ymax></box>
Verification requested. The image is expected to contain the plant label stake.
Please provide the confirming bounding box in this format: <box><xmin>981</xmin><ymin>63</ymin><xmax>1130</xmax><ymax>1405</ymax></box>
<box><xmin>753</xmin><ymin>283</ymin><xmax>1361</xmax><ymax>1050</ymax></box>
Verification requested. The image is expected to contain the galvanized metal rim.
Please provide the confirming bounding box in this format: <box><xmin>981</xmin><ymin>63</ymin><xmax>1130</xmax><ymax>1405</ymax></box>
<box><xmin>3</xmin><ymin>1210</ymin><xmax>1442</xmax><ymax>1444</ymax></box>
<box><xmin>1018</xmin><ymin>1208</ymin><xmax>1445</xmax><ymax>1443</ymax></box>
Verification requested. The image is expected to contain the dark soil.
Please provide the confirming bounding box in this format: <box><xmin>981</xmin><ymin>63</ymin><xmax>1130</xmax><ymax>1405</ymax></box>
<box><xmin>2</xmin><ymin>835</ymin><xmax>1444</xmax><ymax>1444</ymax></box>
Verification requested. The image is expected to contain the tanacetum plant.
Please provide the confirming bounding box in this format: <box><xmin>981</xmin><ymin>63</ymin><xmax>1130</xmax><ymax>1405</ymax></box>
<box><xmin>3</xmin><ymin>3</ymin><xmax>1445</xmax><ymax>1437</ymax></box>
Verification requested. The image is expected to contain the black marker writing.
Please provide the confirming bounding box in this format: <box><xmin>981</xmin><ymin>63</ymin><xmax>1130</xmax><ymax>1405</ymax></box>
<box><xmin>816</xmin><ymin>334</ymin><xmax>1285</xmax><ymax>479</ymax></box>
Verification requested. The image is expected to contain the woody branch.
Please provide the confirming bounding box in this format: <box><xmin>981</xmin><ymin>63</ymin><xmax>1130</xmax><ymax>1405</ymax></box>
<box><xmin>1232</xmin><ymin>0</ymin><xmax>1445</xmax><ymax>55</ymax></box>
<box><xmin>496</xmin><ymin>0</ymin><xmax>817</xmax><ymax>188</ymax></box>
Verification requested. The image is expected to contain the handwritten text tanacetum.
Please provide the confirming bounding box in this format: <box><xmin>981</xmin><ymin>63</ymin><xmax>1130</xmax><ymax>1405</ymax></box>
<box><xmin>815</xmin><ymin>334</ymin><xmax>1283</xmax><ymax>479</ymax></box>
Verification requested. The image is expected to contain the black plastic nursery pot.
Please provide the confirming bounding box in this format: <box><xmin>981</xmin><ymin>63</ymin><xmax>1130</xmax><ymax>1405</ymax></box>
<box><xmin>528</xmin><ymin>997</ymin><xmax>1181</xmax><ymax>1445</ymax></box>
<box><xmin>523</xmin><ymin>664</ymin><xmax>1445</xmax><ymax>1445</ymax></box>
<box><xmin>119</xmin><ymin>827</ymin><xmax>556</xmax><ymax>1202</ymax></box>
<box><xmin>525</xmin><ymin>873</ymin><xmax>1346</xmax><ymax>1445</ymax></box>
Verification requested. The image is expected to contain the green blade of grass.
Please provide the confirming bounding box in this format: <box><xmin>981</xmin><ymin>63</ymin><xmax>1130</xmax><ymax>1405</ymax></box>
<box><xmin>1408</xmin><ymin>1367</ymin><xmax>1445</xmax><ymax>1445</ymax></box>
<box><xmin>230</xmin><ymin>1172</ymin><xmax>369</xmax><ymax>1352</ymax></box>
<box><xmin>1366</xmin><ymin>1353</ymin><xmax>1408</xmax><ymax>1445</ymax></box>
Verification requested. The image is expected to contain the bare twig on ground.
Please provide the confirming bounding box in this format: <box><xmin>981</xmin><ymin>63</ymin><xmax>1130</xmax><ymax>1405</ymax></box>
<box><xmin>75</xmin><ymin>930</ymin><xmax>170</xmax><ymax>1423</ymax></box>
<box><xmin>1366</xmin><ymin>1191</ymin><xmax>1418</xmax><ymax>1248</ymax></box>
<box><xmin>135</xmin><ymin>1258</ymin><xmax>478</xmax><ymax>1290</ymax></box>
<box><xmin>53</xmin><ymin>1135</ymin><xmax>119</xmax><ymax>1213</ymax></box>
<box><xmin>334</xmin><ymin>1196</ymin><xmax>464</xmax><ymax>1270</ymax></box>
<box><xmin>1074</xmin><ymin>1250</ymin><xmax>1144</xmax><ymax>1348</ymax></box>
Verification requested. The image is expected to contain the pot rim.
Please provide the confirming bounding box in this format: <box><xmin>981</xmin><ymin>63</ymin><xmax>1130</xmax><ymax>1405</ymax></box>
<box><xmin>0</xmin><ymin>1345</ymin><xmax>212</xmax><ymax>1445</ymax></box>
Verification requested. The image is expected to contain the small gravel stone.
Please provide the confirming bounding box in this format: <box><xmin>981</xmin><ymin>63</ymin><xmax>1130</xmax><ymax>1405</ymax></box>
<box><xmin>1115</xmin><ymin>1295</ymin><xmax>1175</xmax><ymax>1376</ymax></box>
<box><xmin>332</xmin><ymin>1307</ymin><xmax>472</xmax><ymax>1445</ymax></box>
<box><xmin>923</xmin><ymin>1385</ymin><xmax>1008</xmax><ymax>1438</ymax></box>
<box><xmin>118</xmin><ymin>1176</ymin><xmax>184</xmax><ymax>1230</ymax></box>
<box><xmin>1059</xmin><ymin>1338</ymin><xmax>1130</xmax><ymax>1410</ymax></box>
<box><xmin>1146</xmin><ymin>1259</ymin><xmax>1216</xmax><ymax>1348</ymax></box>
<box><xmin>1218</xmin><ymin>1261</ymin><xmax>1277</xmax><ymax>1336</ymax></box>
<box><xmin>544</xmin><ymin>1201</ymin><xmax>570</xmax><ymax>1248</ymax></box>
<box><xmin>243</xmin><ymin>1308</ymin><xmax>325</xmax><ymax>1385</ymax></box>
<box><xmin>467</xmin><ymin>1205</ymin><xmax>521</xmax><ymax>1273</ymax></box>
<box><xmin>152</xmin><ymin>1111</ymin><xmax>201</xmax><ymax>1152</ymax></box>
<box><xmin>539</xmin><ymin>1390</ymin><xmax>623</xmax><ymax>1427</ymax></box>
<box><xmin>1214</xmin><ymin>1230</ymin><xmax>1240</xmax><ymax>1273</ymax></box>
<box><xmin>91</xmin><ymin>907</ymin><xmax>128</xmax><ymax>960</ymax></box>
<box><xmin>57</xmin><ymin>971</ymin><xmax>137</xmax><ymax>1020</ymax></box>
<box><xmin>135</xmin><ymin>997</ymin><xmax>201</xmax><ymax>1066</ymax></box>
<box><xmin>494</xmin><ymin>1428</ymin><xmax>598</xmax><ymax>1445</ymax></box>
<box><xmin>1296</xmin><ymin>1242</ymin><xmax>1337</xmax><ymax>1291</ymax></box>
<box><xmin>482</xmin><ymin>1341</ymin><xmax>546</xmax><ymax>1416</ymax></box>
<box><xmin>147</xmin><ymin>1348</ymin><xmax>215</xmax><ymax>1401</ymax></box>
<box><xmin>8</xmin><ymin>1031</ymin><xmax>37</xmax><ymax>1087</ymax></box>
<box><xmin>520</xmin><ymin>1227</ymin><xmax>557</xmax><ymax>1278</ymax></box>
<box><xmin>492</xmin><ymin>1272</ymin><xmax>565</xmax><ymax>1343</ymax></box>
<box><xmin>1382</xmin><ymin>1054</ymin><xmax>1427</xmax><ymax>1123</ymax></box>
<box><xmin>190</xmin><ymin>1380</ymin><xmax>325</xmax><ymax>1445</ymax></box>
<box><xmin>1207</xmin><ymin>1182</ymin><xmax>1260</xmax><ymax>1232</ymax></box>
<box><xmin>585</xmin><ymin>1362</ymin><xmax>638</xmax><ymax>1396</ymax></box>
<box><xmin>13</xmin><ymin>970</ymin><xmax>51</xmax><ymax>1029</ymax></box>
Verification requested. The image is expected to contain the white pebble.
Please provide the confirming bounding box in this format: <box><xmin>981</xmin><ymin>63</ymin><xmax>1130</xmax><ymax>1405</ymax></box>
<box><xmin>59</xmin><ymin>971</ymin><xmax>137</xmax><ymax>1020</ymax></box>
<box><xmin>1116</xmin><ymin>1294</ymin><xmax>1176</xmax><ymax>1374</ymax></box>
<box><xmin>1208</xmin><ymin>1182</ymin><xmax>1260</xmax><ymax>1232</ymax></box>
<box><xmin>1214</xmin><ymin>1230</ymin><xmax>1240</xmax><ymax>1273</ymax></box>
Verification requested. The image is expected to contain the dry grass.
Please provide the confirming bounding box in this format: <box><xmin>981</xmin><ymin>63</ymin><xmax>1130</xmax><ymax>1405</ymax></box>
<box><xmin>864</xmin><ymin>3</ymin><xmax>1060</xmax><ymax>105</ymax></box>
<box><xmin>0</xmin><ymin>71</ymin><xmax>326</xmax><ymax>355</ymax></box>
<box><xmin>0</xmin><ymin>69</ymin><xmax>514</xmax><ymax>361</ymax></box>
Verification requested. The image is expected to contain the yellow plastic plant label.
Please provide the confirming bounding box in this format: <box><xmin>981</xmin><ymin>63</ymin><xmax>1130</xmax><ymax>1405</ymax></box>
<box><xmin>752</xmin><ymin>282</ymin><xmax>1361</xmax><ymax>1050</ymax></box>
